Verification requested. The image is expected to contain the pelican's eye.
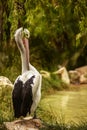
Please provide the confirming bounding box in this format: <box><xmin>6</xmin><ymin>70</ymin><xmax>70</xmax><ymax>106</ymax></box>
<box><xmin>23</xmin><ymin>28</ymin><xmax>30</xmax><ymax>39</ymax></box>
<box><xmin>25</xmin><ymin>33</ymin><xmax>29</xmax><ymax>38</ymax></box>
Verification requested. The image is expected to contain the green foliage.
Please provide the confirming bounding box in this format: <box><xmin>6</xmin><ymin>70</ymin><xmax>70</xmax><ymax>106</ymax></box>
<box><xmin>0</xmin><ymin>0</ymin><xmax>87</xmax><ymax>69</ymax></box>
<box><xmin>41</xmin><ymin>74</ymin><xmax>68</xmax><ymax>97</ymax></box>
<box><xmin>0</xmin><ymin>86</ymin><xmax>14</xmax><ymax>124</ymax></box>
<box><xmin>0</xmin><ymin>52</ymin><xmax>21</xmax><ymax>83</ymax></box>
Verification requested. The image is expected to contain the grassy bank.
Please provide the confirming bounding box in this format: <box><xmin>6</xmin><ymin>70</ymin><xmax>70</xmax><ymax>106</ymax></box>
<box><xmin>0</xmin><ymin>75</ymin><xmax>87</xmax><ymax>130</ymax></box>
<box><xmin>40</xmin><ymin>121</ymin><xmax>87</xmax><ymax>130</ymax></box>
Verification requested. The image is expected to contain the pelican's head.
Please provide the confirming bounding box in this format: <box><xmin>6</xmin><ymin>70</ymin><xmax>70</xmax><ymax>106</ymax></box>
<box><xmin>14</xmin><ymin>27</ymin><xmax>30</xmax><ymax>53</ymax></box>
<box><xmin>14</xmin><ymin>27</ymin><xmax>30</xmax><ymax>41</ymax></box>
<box><xmin>23</xmin><ymin>28</ymin><xmax>30</xmax><ymax>39</ymax></box>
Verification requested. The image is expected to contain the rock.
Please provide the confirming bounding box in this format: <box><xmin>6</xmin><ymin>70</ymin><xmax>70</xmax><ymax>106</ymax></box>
<box><xmin>69</xmin><ymin>66</ymin><xmax>87</xmax><ymax>84</ymax></box>
<box><xmin>75</xmin><ymin>66</ymin><xmax>87</xmax><ymax>75</ymax></box>
<box><xmin>79</xmin><ymin>74</ymin><xmax>87</xmax><ymax>84</ymax></box>
<box><xmin>53</xmin><ymin>67</ymin><xmax>70</xmax><ymax>84</ymax></box>
<box><xmin>75</xmin><ymin>66</ymin><xmax>87</xmax><ymax>84</ymax></box>
<box><xmin>0</xmin><ymin>76</ymin><xmax>13</xmax><ymax>88</ymax></box>
<box><xmin>4</xmin><ymin>117</ymin><xmax>43</xmax><ymax>130</ymax></box>
<box><xmin>40</xmin><ymin>70</ymin><xmax>50</xmax><ymax>78</ymax></box>
<box><xmin>69</xmin><ymin>70</ymin><xmax>80</xmax><ymax>84</ymax></box>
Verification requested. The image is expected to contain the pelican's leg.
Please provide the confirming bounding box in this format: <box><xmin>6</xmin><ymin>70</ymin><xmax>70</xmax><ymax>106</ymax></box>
<box><xmin>20</xmin><ymin>116</ymin><xmax>25</xmax><ymax>125</ymax></box>
<box><xmin>33</xmin><ymin>111</ymin><xmax>37</xmax><ymax>119</ymax></box>
<box><xmin>20</xmin><ymin>116</ymin><xmax>24</xmax><ymax>120</ymax></box>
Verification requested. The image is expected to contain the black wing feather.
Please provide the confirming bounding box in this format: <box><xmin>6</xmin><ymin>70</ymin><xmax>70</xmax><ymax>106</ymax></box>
<box><xmin>21</xmin><ymin>75</ymin><xmax>35</xmax><ymax>117</ymax></box>
<box><xmin>12</xmin><ymin>80</ymin><xmax>23</xmax><ymax>118</ymax></box>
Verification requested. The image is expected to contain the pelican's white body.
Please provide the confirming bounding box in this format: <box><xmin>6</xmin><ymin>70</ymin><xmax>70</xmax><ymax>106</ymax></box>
<box><xmin>14</xmin><ymin>63</ymin><xmax>42</xmax><ymax>114</ymax></box>
<box><xmin>13</xmin><ymin>27</ymin><xmax>42</xmax><ymax>117</ymax></box>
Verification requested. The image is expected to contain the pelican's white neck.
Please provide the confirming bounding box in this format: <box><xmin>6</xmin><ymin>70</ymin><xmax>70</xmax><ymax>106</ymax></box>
<box><xmin>21</xmin><ymin>38</ymin><xmax>29</xmax><ymax>74</ymax></box>
<box><xmin>15</xmin><ymin>28</ymin><xmax>30</xmax><ymax>74</ymax></box>
<box><xmin>21</xmin><ymin>52</ymin><xmax>29</xmax><ymax>74</ymax></box>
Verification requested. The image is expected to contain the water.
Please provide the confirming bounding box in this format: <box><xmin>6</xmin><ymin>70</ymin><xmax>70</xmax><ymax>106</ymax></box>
<box><xmin>40</xmin><ymin>86</ymin><xmax>87</xmax><ymax>123</ymax></box>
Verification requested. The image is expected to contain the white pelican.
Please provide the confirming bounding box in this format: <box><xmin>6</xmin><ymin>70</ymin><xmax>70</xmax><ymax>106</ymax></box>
<box><xmin>12</xmin><ymin>27</ymin><xmax>42</xmax><ymax>118</ymax></box>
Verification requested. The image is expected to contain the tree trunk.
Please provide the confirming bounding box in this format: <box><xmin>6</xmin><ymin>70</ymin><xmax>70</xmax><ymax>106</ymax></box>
<box><xmin>0</xmin><ymin>2</ymin><xmax>3</xmax><ymax>48</ymax></box>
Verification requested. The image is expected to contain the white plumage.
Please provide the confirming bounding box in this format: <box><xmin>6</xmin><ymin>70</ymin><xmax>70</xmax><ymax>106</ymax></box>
<box><xmin>12</xmin><ymin>27</ymin><xmax>42</xmax><ymax>118</ymax></box>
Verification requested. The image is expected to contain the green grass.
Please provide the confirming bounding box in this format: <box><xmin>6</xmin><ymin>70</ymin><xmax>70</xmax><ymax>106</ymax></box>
<box><xmin>39</xmin><ymin>87</ymin><xmax>87</xmax><ymax>124</ymax></box>
<box><xmin>41</xmin><ymin>74</ymin><xmax>69</xmax><ymax>96</ymax></box>
<box><xmin>40</xmin><ymin>121</ymin><xmax>87</xmax><ymax>130</ymax></box>
<box><xmin>0</xmin><ymin>85</ymin><xmax>14</xmax><ymax>124</ymax></box>
<box><xmin>38</xmin><ymin>104</ymin><xmax>87</xmax><ymax>130</ymax></box>
<box><xmin>37</xmin><ymin>86</ymin><xmax>87</xmax><ymax>130</ymax></box>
